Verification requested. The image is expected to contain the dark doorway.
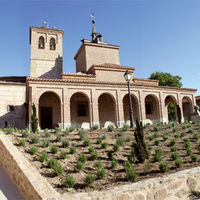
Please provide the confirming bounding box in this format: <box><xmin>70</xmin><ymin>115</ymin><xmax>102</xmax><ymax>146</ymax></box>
<box><xmin>41</xmin><ymin>107</ymin><xmax>52</xmax><ymax>129</ymax></box>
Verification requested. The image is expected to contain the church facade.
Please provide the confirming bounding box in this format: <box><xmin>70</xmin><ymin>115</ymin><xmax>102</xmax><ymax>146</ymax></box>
<box><xmin>0</xmin><ymin>21</ymin><xmax>197</xmax><ymax>130</ymax></box>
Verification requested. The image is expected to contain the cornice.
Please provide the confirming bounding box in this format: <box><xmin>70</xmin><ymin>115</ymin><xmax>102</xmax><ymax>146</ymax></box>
<box><xmin>26</xmin><ymin>77</ymin><xmax>197</xmax><ymax>92</ymax></box>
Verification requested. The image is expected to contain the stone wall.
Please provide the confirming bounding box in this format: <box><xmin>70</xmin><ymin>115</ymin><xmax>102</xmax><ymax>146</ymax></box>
<box><xmin>0</xmin><ymin>82</ymin><xmax>26</xmax><ymax>129</ymax></box>
<box><xmin>0</xmin><ymin>134</ymin><xmax>60</xmax><ymax>200</ymax></box>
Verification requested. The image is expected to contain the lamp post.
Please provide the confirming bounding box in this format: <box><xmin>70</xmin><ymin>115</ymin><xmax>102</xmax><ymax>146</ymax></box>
<box><xmin>124</xmin><ymin>70</ymin><xmax>134</xmax><ymax>128</ymax></box>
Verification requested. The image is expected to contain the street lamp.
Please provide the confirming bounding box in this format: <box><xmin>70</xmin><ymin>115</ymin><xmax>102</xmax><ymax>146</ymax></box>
<box><xmin>124</xmin><ymin>70</ymin><xmax>134</xmax><ymax>128</ymax></box>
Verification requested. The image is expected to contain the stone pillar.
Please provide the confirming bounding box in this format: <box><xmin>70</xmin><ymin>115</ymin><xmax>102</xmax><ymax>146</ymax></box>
<box><xmin>177</xmin><ymin>93</ymin><xmax>184</xmax><ymax>123</ymax></box>
<box><xmin>91</xmin><ymin>89</ymin><xmax>100</xmax><ymax>127</ymax></box>
<box><xmin>160</xmin><ymin>93</ymin><xmax>168</xmax><ymax>123</ymax></box>
<box><xmin>63</xmin><ymin>88</ymin><xmax>71</xmax><ymax>129</ymax></box>
<box><xmin>116</xmin><ymin>90</ymin><xmax>124</xmax><ymax>128</ymax></box>
<box><xmin>138</xmin><ymin>90</ymin><xmax>146</xmax><ymax>124</ymax></box>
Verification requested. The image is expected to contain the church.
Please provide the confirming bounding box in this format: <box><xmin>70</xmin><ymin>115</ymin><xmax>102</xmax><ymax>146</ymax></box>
<box><xmin>0</xmin><ymin>19</ymin><xmax>197</xmax><ymax>130</ymax></box>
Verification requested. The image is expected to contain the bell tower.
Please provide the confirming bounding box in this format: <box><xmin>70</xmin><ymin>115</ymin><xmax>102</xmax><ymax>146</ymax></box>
<box><xmin>29</xmin><ymin>23</ymin><xmax>64</xmax><ymax>79</ymax></box>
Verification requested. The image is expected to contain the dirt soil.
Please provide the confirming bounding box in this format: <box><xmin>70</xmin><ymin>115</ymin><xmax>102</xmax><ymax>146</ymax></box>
<box><xmin>6</xmin><ymin>122</ymin><xmax>200</xmax><ymax>194</ymax></box>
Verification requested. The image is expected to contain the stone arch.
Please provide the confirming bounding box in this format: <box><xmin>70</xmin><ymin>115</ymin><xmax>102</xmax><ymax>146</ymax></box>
<box><xmin>70</xmin><ymin>92</ymin><xmax>91</xmax><ymax>128</ymax></box>
<box><xmin>165</xmin><ymin>95</ymin><xmax>178</xmax><ymax>122</ymax></box>
<box><xmin>38</xmin><ymin>36</ymin><xmax>45</xmax><ymax>49</ymax></box>
<box><xmin>182</xmin><ymin>96</ymin><xmax>193</xmax><ymax>121</ymax></box>
<box><xmin>145</xmin><ymin>94</ymin><xmax>160</xmax><ymax>123</ymax></box>
<box><xmin>39</xmin><ymin>91</ymin><xmax>61</xmax><ymax>129</ymax></box>
<box><xmin>123</xmin><ymin>94</ymin><xmax>140</xmax><ymax>123</ymax></box>
<box><xmin>98</xmin><ymin>93</ymin><xmax>117</xmax><ymax>128</ymax></box>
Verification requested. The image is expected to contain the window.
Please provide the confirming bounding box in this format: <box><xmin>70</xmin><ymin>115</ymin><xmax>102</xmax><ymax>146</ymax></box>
<box><xmin>7</xmin><ymin>105</ymin><xmax>14</xmax><ymax>111</ymax></box>
<box><xmin>50</xmin><ymin>38</ymin><xmax>56</xmax><ymax>50</ymax></box>
<box><xmin>145</xmin><ymin>103</ymin><xmax>152</xmax><ymax>115</ymax></box>
<box><xmin>38</xmin><ymin>36</ymin><xmax>45</xmax><ymax>49</ymax></box>
<box><xmin>77</xmin><ymin>103</ymin><xmax>87</xmax><ymax>116</ymax></box>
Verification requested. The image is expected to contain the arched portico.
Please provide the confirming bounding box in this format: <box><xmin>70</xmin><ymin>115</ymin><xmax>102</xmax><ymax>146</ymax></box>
<box><xmin>123</xmin><ymin>94</ymin><xmax>139</xmax><ymax>124</ymax></box>
<box><xmin>70</xmin><ymin>92</ymin><xmax>91</xmax><ymax>128</ymax></box>
<box><xmin>182</xmin><ymin>96</ymin><xmax>193</xmax><ymax>121</ymax></box>
<box><xmin>98</xmin><ymin>93</ymin><xmax>117</xmax><ymax>128</ymax></box>
<box><xmin>165</xmin><ymin>95</ymin><xmax>177</xmax><ymax>122</ymax></box>
<box><xmin>145</xmin><ymin>94</ymin><xmax>160</xmax><ymax>123</ymax></box>
<box><xmin>39</xmin><ymin>91</ymin><xmax>61</xmax><ymax>129</ymax></box>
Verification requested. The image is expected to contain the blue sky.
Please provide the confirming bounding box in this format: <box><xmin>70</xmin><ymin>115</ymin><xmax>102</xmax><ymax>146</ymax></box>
<box><xmin>0</xmin><ymin>1</ymin><xmax>199</xmax><ymax>95</ymax></box>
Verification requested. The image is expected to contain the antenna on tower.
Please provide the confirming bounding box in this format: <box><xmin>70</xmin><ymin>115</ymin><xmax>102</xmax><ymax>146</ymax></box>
<box><xmin>44</xmin><ymin>17</ymin><xmax>49</xmax><ymax>27</ymax></box>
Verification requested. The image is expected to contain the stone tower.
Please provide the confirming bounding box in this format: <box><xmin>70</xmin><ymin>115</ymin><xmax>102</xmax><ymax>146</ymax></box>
<box><xmin>74</xmin><ymin>17</ymin><xmax>120</xmax><ymax>73</ymax></box>
<box><xmin>29</xmin><ymin>26</ymin><xmax>64</xmax><ymax>79</ymax></box>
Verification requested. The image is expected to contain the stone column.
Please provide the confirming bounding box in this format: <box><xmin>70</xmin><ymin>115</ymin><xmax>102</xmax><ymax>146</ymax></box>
<box><xmin>177</xmin><ymin>93</ymin><xmax>184</xmax><ymax>123</ymax></box>
<box><xmin>116</xmin><ymin>90</ymin><xmax>124</xmax><ymax>128</ymax></box>
<box><xmin>138</xmin><ymin>90</ymin><xmax>146</xmax><ymax>124</ymax></box>
<box><xmin>91</xmin><ymin>89</ymin><xmax>99</xmax><ymax>127</ymax></box>
<box><xmin>63</xmin><ymin>88</ymin><xmax>71</xmax><ymax>129</ymax></box>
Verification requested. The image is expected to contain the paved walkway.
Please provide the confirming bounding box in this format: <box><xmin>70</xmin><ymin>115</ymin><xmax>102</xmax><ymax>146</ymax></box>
<box><xmin>0</xmin><ymin>165</ymin><xmax>24</xmax><ymax>200</ymax></box>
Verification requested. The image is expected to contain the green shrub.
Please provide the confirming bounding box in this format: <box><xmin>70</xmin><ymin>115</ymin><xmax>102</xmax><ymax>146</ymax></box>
<box><xmin>79</xmin><ymin>129</ymin><xmax>86</xmax><ymax>140</ymax></box>
<box><xmin>97</xmin><ymin>137</ymin><xmax>103</xmax><ymax>144</ymax></box>
<box><xmin>78</xmin><ymin>154</ymin><xmax>87</xmax><ymax>163</ymax></box>
<box><xmin>170</xmin><ymin>145</ymin><xmax>178</xmax><ymax>152</ymax></box>
<box><xmin>117</xmin><ymin>132</ymin><xmax>123</xmax><ymax>137</ymax></box>
<box><xmin>88</xmin><ymin>146</ymin><xmax>95</xmax><ymax>153</ymax></box>
<box><xmin>69</xmin><ymin>146</ymin><xmax>76</xmax><ymax>154</ymax></box>
<box><xmin>124</xmin><ymin>136</ymin><xmax>131</xmax><ymax>143</ymax></box>
<box><xmin>83</xmin><ymin>138</ymin><xmax>90</xmax><ymax>147</ymax></box>
<box><xmin>22</xmin><ymin>131</ymin><xmax>28</xmax><ymax>138</ymax></box>
<box><xmin>154</xmin><ymin>139</ymin><xmax>160</xmax><ymax>146</ymax></box>
<box><xmin>188</xmin><ymin>128</ymin><xmax>194</xmax><ymax>133</ymax></box>
<box><xmin>149</xmin><ymin>135</ymin><xmax>154</xmax><ymax>141</ymax></box>
<box><xmin>183</xmin><ymin>138</ymin><xmax>189</xmax><ymax>143</ymax></box>
<box><xmin>113</xmin><ymin>144</ymin><xmax>120</xmax><ymax>152</ymax></box>
<box><xmin>107</xmin><ymin>124</ymin><xmax>114</xmax><ymax>132</ymax></box>
<box><xmin>153</xmin><ymin>133</ymin><xmax>159</xmax><ymax>138</ymax></box>
<box><xmin>91</xmin><ymin>124</ymin><xmax>99</xmax><ymax>130</ymax></box>
<box><xmin>60</xmin><ymin>151</ymin><xmax>67</xmax><ymax>159</ymax></box>
<box><xmin>42</xmin><ymin>140</ymin><xmax>50</xmax><ymax>148</ymax></box>
<box><xmin>75</xmin><ymin>161</ymin><xmax>84</xmax><ymax>171</ymax></box>
<box><xmin>50</xmin><ymin>145</ymin><xmax>59</xmax><ymax>154</ymax></box>
<box><xmin>107</xmin><ymin>151</ymin><xmax>113</xmax><ymax>159</ymax></box>
<box><xmin>124</xmin><ymin>165</ymin><xmax>138</xmax><ymax>182</ymax></box>
<box><xmin>62</xmin><ymin>140</ymin><xmax>69</xmax><ymax>148</ymax></box>
<box><xmin>122</xmin><ymin>124</ymin><xmax>129</xmax><ymax>132</ymax></box>
<box><xmin>69</xmin><ymin>126</ymin><xmax>75</xmax><ymax>132</ymax></box>
<box><xmin>171</xmin><ymin>152</ymin><xmax>180</xmax><ymax>160</ymax></box>
<box><xmin>56</xmin><ymin>135</ymin><xmax>62</xmax><ymax>142</ymax></box>
<box><xmin>30</xmin><ymin>146</ymin><xmax>38</xmax><ymax>155</ymax></box>
<box><xmin>123</xmin><ymin>161</ymin><xmax>131</xmax><ymax>169</ymax></box>
<box><xmin>159</xmin><ymin>162</ymin><xmax>169</xmax><ymax>172</ymax></box>
<box><xmin>45</xmin><ymin>132</ymin><xmax>50</xmax><ymax>138</ymax></box>
<box><xmin>95</xmin><ymin>160</ymin><xmax>103</xmax><ymax>169</ymax></box>
<box><xmin>31</xmin><ymin>103</ymin><xmax>38</xmax><ymax>133</ymax></box>
<box><xmin>186</xmin><ymin>147</ymin><xmax>192</xmax><ymax>156</ymax></box>
<box><xmin>191</xmin><ymin>154</ymin><xmax>198</xmax><ymax>162</ymax></box>
<box><xmin>181</xmin><ymin>132</ymin><xmax>186</xmax><ymax>137</ymax></box>
<box><xmin>84</xmin><ymin>174</ymin><xmax>95</xmax><ymax>187</ymax></box>
<box><xmin>31</xmin><ymin>136</ymin><xmax>39</xmax><ymax>144</ymax></box>
<box><xmin>174</xmin><ymin>133</ymin><xmax>179</xmax><ymax>139</ymax></box>
<box><xmin>184</xmin><ymin>142</ymin><xmax>191</xmax><ymax>149</ymax></box>
<box><xmin>64</xmin><ymin>129</ymin><xmax>69</xmax><ymax>137</ymax></box>
<box><xmin>19</xmin><ymin>139</ymin><xmax>25</xmax><ymax>147</ymax></box>
<box><xmin>111</xmin><ymin>159</ymin><xmax>118</xmax><ymax>169</ymax></box>
<box><xmin>96</xmin><ymin>168</ymin><xmax>106</xmax><ymax>179</ymax></box>
<box><xmin>90</xmin><ymin>151</ymin><xmax>98</xmax><ymax>160</ymax></box>
<box><xmin>39</xmin><ymin>152</ymin><xmax>48</xmax><ymax>162</ymax></box>
<box><xmin>154</xmin><ymin>126</ymin><xmax>159</xmax><ymax>132</ymax></box>
<box><xmin>154</xmin><ymin>148</ymin><xmax>163</xmax><ymax>162</ymax></box>
<box><xmin>48</xmin><ymin>158</ymin><xmax>58</xmax><ymax>168</ymax></box>
<box><xmin>101</xmin><ymin>142</ymin><xmax>108</xmax><ymax>149</ymax></box>
<box><xmin>172</xmin><ymin>128</ymin><xmax>177</xmax><ymax>133</ymax></box>
<box><xmin>63</xmin><ymin>175</ymin><xmax>75</xmax><ymax>188</ymax></box>
<box><xmin>55</xmin><ymin>127</ymin><xmax>61</xmax><ymax>134</ymax></box>
<box><xmin>163</xmin><ymin>135</ymin><xmax>168</xmax><ymax>141</ymax></box>
<box><xmin>182</xmin><ymin>124</ymin><xmax>186</xmax><ymax>129</ymax></box>
<box><xmin>170</xmin><ymin>139</ymin><xmax>176</xmax><ymax>146</ymax></box>
<box><xmin>193</xmin><ymin>133</ymin><xmax>199</xmax><ymax>140</ymax></box>
<box><xmin>175</xmin><ymin>158</ymin><xmax>182</xmax><ymax>168</ymax></box>
<box><xmin>52</xmin><ymin>162</ymin><xmax>63</xmax><ymax>175</ymax></box>
<box><xmin>116</xmin><ymin>138</ymin><xmax>124</xmax><ymax>146</ymax></box>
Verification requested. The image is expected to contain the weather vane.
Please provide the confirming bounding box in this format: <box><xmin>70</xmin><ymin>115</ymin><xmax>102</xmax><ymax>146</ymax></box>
<box><xmin>44</xmin><ymin>17</ymin><xmax>49</xmax><ymax>27</ymax></box>
<box><xmin>90</xmin><ymin>12</ymin><xmax>95</xmax><ymax>24</ymax></box>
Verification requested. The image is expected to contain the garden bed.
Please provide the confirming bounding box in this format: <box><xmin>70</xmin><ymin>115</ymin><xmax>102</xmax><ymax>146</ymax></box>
<box><xmin>4</xmin><ymin>121</ymin><xmax>200</xmax><ymax>194</ymax></box>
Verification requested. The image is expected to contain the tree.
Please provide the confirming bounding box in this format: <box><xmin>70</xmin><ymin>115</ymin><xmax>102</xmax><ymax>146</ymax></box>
<box><xmin>132</xmin><ymin>120</ymin><xmax>149</xmax><ymax>163</ymax></box>
<box><xmin>149</xmin><ymin>72</ymin><xmax>182</xmax><ymax>88</ymax></box>
<box><xmin>31</xmin><ymin>103</ymin><xmax>38</xmax><ymax>133</ymax></box>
